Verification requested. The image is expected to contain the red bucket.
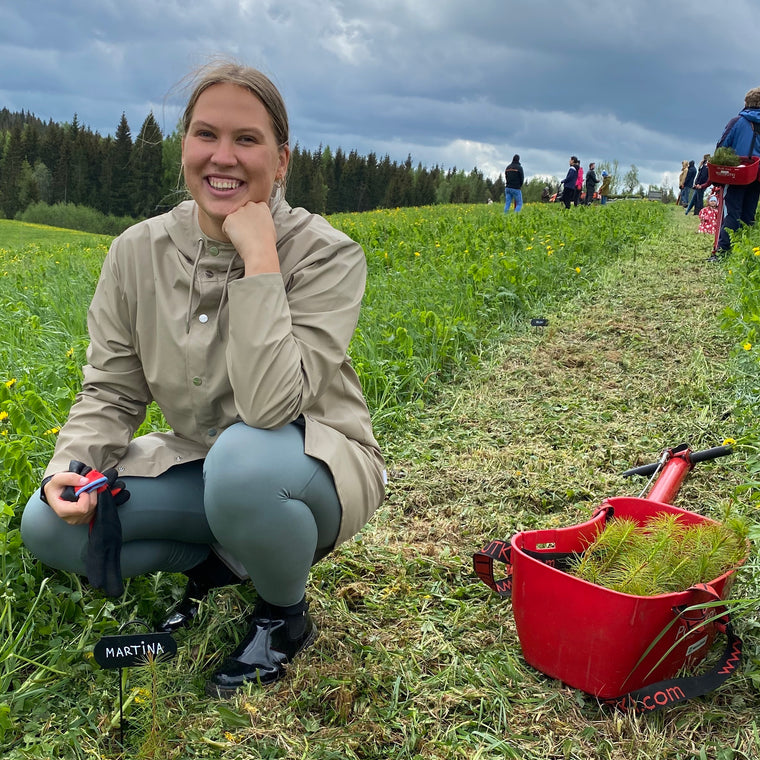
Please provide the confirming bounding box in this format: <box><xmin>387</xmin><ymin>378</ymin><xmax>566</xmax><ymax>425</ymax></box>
<box><xmin>707</xmin><ymin>155</ymin><xmax>760</xmax><ymax>185</ymax></box>
<box><xmin>477</xmin><ymin>496</ymin><xmax>746</xmax><ymax>702</ymax></box>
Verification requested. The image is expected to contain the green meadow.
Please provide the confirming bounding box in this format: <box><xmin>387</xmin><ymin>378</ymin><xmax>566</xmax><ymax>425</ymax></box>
<box><xmin>0</xmin><ymin>202</ymin><xmax>759</xmax><ymax>759</ymax></box>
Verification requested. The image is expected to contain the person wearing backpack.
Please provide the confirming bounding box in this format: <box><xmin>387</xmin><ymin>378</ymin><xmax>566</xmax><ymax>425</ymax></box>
<box><xmin>503</xmin><ymin>154</ymin><xmax>525</xmax><ymax>212</ymax></box>
<box><xmin>712</xmin><ymin>87</ymin><xmax>760</xmax><ymax>258</ymax></box>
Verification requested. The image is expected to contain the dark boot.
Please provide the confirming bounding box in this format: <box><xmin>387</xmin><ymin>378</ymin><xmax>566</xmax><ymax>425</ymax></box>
<box><xmin>205</xmin><ymin>597</ymin><xmax>317</xmax><ymax>697</ymax></box>
<box><xmin>158</xmin><ymin>552</ymin><xmax>240</xmax><ymax>634</ymax></box>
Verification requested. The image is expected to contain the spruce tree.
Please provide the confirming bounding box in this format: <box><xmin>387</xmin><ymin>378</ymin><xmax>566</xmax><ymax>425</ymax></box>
<box><xmin>0</xmin><ymin>125</ymin><xmax>24</xmax><ymax>217</ymax></box>
<box><xmin>131</xmin><ymin>112</ymin><xmax>164</xmax><ymax>218</ymax></box>
<box><xmin>111</xmin><ymin>113</ymin><xmax>133</xmax><ymax>216</ymax></box>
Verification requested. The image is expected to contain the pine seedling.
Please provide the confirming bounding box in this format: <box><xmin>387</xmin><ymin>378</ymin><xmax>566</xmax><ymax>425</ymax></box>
<box><xmin>566</xmin><ymin>513</ymin><xmax>747</xmax><ymax>595</ymax></box>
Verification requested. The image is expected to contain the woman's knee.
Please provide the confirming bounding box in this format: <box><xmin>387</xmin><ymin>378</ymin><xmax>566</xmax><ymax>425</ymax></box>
<box><xmin>20</xmin><ymin>494</ymin><xmax>86</xmax><ymax>572</ymax></box>
<box><xmin>204</xmin><ymin>423</ymin><xmax>305</xmax><ymax>495</ymax></box>
<box><xmin>203</xmin><ymin>422</ymin><xmax>340</xmax><ymax>544</ymax></box>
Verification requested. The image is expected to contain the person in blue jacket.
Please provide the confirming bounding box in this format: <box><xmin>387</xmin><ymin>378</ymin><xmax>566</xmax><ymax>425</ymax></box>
<box><xmin>685</xmin><ymin>155</ymin><xmax>710</xmax><ymax>216</ymax></box>
<box><xmin>713</xmin><ymin>87</ymin><xmax>760</xmax><ymax>258</ymax></box>
<box><xmin>560</xmin><ymin>157</ymin><xmax>579</xmax><ymax>209</ymax></box>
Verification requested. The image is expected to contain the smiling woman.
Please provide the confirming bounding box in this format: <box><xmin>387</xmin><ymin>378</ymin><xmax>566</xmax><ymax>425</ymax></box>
<box><xmin>181</xmin><ymin>78</ymin><xmax>290</xmax><ymax>246</ymax></box>
<box><xmin>19</xmin><ymin>59</ymin><xmax>386</xmax><ymax>698</ymax></box>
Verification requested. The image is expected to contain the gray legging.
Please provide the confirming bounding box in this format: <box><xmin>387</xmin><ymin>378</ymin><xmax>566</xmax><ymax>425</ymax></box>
<box><xmin>20</xmin><ymin>422</ymin><xmax>342</xmax><ymax>606</ymax></box>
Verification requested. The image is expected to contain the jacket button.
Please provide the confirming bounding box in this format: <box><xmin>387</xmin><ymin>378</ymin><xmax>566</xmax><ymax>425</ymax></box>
<box><xmin>192</xmin><ymin>377</ymin><xmax>202</xmax><ymax>386</ymax></box>
<box><xmin>208</xmin><ymin>246</ymin><xmax>219</xmax><ymax>256</ymax></box>
<box><xmin>208</xmin><ymin>428</ymin><xmax>217</xmax><ymax>437</ymax></box>
<box><xmin>199</xmin><ymin>314</ymin><xmax>209</xmax><ymax>323</ymax></box>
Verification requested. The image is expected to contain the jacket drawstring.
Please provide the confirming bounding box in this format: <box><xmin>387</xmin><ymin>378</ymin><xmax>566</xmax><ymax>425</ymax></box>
<box><xmin>215</xmin><ymin>256</ymin><xmax>236</xmax><ymax>339</ymax></box>
<box><xmin>185</xmin><ymin>239</ymin><xmax>204</xmax><ymax>334</ymax></box>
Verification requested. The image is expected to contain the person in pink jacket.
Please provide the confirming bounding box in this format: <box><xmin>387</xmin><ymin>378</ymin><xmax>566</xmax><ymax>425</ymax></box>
<box><xmin>21</xmin><ymin>60</ymin><xmax>386</xmax><ymax>697</ymax></box>
<box><xmin>574</xmin><ymin>160</ymin><xmax>584</xmax><ymax>207</ymax></box>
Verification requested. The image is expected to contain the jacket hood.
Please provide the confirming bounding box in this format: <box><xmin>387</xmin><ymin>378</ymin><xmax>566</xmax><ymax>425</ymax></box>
<box><xmin>740</xmin><ymin>108</ymin><xmax>760</xmax><ymax>124</ymax></box>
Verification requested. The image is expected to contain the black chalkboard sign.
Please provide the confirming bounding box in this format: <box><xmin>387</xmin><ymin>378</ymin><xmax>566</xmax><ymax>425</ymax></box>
<box><xmin>93</xmin><ymin>632</ymin><xmax>177</xmax><ymax>669</ymax></box>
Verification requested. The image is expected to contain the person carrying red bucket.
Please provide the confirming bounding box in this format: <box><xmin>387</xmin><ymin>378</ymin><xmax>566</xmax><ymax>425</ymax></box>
<box><xmin>708</xmin><ymin>87</ymin><xmax>760</xmax><ymax>261</ymax></box>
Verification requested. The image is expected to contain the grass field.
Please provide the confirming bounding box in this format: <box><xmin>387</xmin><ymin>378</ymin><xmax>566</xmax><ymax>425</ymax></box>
<box><xmin>0</xmin><ymin>202</ymin><xmax>759</xmax><ymax>759</ymax></box>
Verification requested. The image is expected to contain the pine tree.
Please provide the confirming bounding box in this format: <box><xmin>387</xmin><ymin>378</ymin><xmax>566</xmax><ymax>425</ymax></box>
<box><xmin>283</xmin><ymin>142</ymin><xmax>306</xmax><ymax>208</ymax></box>
<box><xmin>68</xmin><ymin>114</ymin><xmax>88</xmax><ymax>205</ymax></box>
<box><xmin>131</xmin><ymin>112</ymin><xmax>164</xmax><ymax>218</ymax></box>
<box><xmin>111</xmin><ymin>113</ymin><xmax>133</xmax><ymax>216</ymax></box>
<box><xmin>0</xmin><ymin>125</ymin><xmax>24</xmax><ymax>217</ymax></box>
<box><xmin>98</xmin><ymin>136</ymin><xmax>115</xmax><ymax>214</ymax></box>
<box><xmin>160</xmin><ymin>126</ymin><xmax>183</xmax><ymax>212</ymax></box>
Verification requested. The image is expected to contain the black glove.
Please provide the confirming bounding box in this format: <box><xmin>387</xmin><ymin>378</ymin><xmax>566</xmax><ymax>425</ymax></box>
<box><xmin>61</xmin><ymin>460</ymin><xmax>130</xmax><ymax>597</ymax></box>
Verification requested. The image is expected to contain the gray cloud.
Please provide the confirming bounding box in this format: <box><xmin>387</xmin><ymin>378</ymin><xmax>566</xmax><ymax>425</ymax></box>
<box><xmin>1</xmin><ymin>0</ymin><xmax>757</xmax><ymax>189</ymax></box>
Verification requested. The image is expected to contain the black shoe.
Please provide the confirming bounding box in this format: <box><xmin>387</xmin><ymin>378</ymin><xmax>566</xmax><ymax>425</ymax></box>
<box><xmin>158</xmin><ymin>552</ymin><xmax>240</xmax><ymax>634</ymax></box>
<box><xmin>158</xmin><ymin>578</ymin><xmax>210</xmax><ymax>633</ymax></box>
<box><xmin>205</xmin><ymin>598</ymin><xmax>317</xmax><ymax>697</ymax></box>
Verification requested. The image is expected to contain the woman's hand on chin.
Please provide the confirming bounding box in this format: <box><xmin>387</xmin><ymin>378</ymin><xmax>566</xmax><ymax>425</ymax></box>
<box><xmin>222</xmin><ymin>201</ymin><xmax>280</xmax><ymax>275</ymax></box>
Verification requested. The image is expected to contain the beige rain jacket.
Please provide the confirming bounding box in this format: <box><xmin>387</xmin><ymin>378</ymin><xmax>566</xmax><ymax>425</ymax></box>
<box><xmin>44</xmin><ymin>197</ymin><xmax>385</xmax><ymax>546</ymax></box>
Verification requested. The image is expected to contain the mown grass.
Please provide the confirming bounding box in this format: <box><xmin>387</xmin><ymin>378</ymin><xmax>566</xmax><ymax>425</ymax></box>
<box><xmin>0</xmin><ymin>204</ymin><xmax>758</xmax><ymax>759</ymax></box>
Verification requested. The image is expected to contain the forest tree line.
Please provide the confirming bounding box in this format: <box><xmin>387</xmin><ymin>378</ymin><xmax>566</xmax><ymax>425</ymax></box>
<box><xmin>0</xmin><ymin>108</ymin><xmax>510</xmax><ymax>224</ymax></box>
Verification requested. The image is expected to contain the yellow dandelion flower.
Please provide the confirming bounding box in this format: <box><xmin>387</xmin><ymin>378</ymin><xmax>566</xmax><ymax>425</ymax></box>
<box><xmin>414</xmin><ymin>251</ymin><xmax>421</xmax><ymax>256</ymax></box>
<box><xmin>66</xmin><ymin>347</ymin><xmax>75</xmax><ymax>358</ymax></box>
<box><xmin>723</xmin><ymin>438</ymin><xmax>736</xmax><ymax>446</ymax></box>
<box><xmin>4</xmin><ymin>379</ymin><xmax>16</xmax><ymax>388</ymax></box>
<box><xmin>575</xmin><ymin>267</ymin><xmax>581</xmax><ymax>273</ymax></box>
<box><xmin>43</xmin><ymin>427</ymin><xmax>60</xmax><ymax>436</ymax></box>
<box><xmin>0</xmin><ymin>411</ymin><xmax>7</xmax><ymax>422</ymax></box>
<box><xmin>743</xmin><ymin>342</ymin><xmax>752</xmax><ymax>351</ymax></box>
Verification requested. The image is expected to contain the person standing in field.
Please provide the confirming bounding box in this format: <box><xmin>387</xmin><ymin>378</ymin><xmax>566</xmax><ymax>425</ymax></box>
<box><xmin>20</xmin><ymin>59</ymin><xmax>386</xmax><ymax>697</ymax></box>
<box><xmin>561</xmin><ymin>157</ymin><xmax>579</xmax><ymax>209</ymax></box>
<box><xmin>712</xmin><ymin>86</ymin><xmax>760</xmax><ymax>258</ymax></box>
<box><xmin>598</xmin><ymin>170</ymin><xmax>611</xmax><ymax>205</ymax></box>
<box><xmin>503</xmin><ymin>154</ymin><xmax>525</xmax><ymax>212</ymax></box>
<box><xmin>677</xmin><ymin>160</ymin><xmax>689</xmax><ymax>206</ymax></box>
<box><xmin>584</xmin><ymin>162</ymin><xmax>598</xmax><ymax>205</ymax></box>
<box><xmin>698</xmin><ymin>194</ymin><xmax>720</xmax><ymax>235</ymax></box>
<box><xmin>681</xmin><ymin>160</ymin><xmax>696</xmax><ymax>208</ymax></box>
<box><xmin>684</xmin><ymin>155</ymin><xmax>710</xmax><ymax>215</ymax></box>
<box><xmin>574</xmin><ymin>160</ymin><xmax>584</xmax><ymax>206</ymax></box>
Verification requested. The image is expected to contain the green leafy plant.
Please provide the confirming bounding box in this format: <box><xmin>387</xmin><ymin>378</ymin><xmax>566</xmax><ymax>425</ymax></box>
<box><xmin>709</xmin><ymin>146</ymin><xmax>742</xmax><ymax>167</ymax></box>
<box><xmin>568</xmin><ymin>514</ymin><xmax>748</xmax><ymax>595</ymax></box>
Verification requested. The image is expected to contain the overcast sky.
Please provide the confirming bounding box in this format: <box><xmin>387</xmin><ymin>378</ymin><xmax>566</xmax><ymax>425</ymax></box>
<box><xmin>2</xmin><ymin>0</ymin><xmax>757</xmax><ymax>191</ymax></box>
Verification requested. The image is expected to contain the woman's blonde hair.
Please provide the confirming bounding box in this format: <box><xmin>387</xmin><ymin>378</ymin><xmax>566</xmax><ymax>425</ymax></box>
<box><xmin>181</xmin><ymin>59</ymin><xmax>289</xmax><ymax>149</ymax></box>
